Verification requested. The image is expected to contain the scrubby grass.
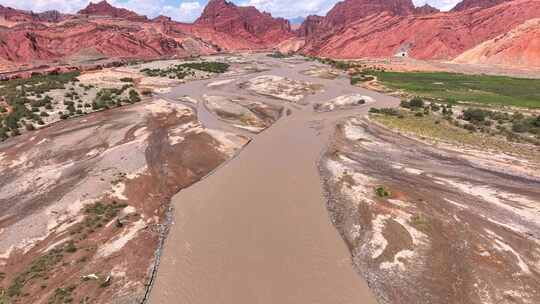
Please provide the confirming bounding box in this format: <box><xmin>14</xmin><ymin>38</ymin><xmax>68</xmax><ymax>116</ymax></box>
<box><xmin>0</xmin><ymin>72</ymin><xmax>80</xmax><ymax>140</ymax></box>
<box><xmin>47</xmin><ymin>285</ymin><xmax>77</xmax><ymax>304</ymax></box>
<box><xmin>371</xmin><ymin>112</ymin><xmax>539</xmax><ymax>161</ymax></box>
<box><xmin>7</xmin><ymin>247</ymin><xmax>65</xmax><ymax>298</ymax></box>
<box><xmin>410</xmin><ymin>214</ymin><xmax>431</xmax><ymax>233</ymax></box>
<box><xmin>267</xmin><ymin>52</ymin><xmax>293</xmax><ymax>59</ymax></box>
<box><xmin>141</xmin><ymin>61</ymin><xmax>229</xmax><ymax>79</ymax></box>
<box><xmin>71</xmin><ymin>201</ymin><xmax>127</xmax><ymax>236</ymax></box>
<box><xmin>373</xmin><ymin>71</ymin><xmax>540</xmax><ymax>108</ymax></box>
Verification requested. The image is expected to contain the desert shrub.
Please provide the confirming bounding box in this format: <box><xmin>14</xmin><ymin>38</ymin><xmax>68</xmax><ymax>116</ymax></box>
<box><xmin>120</xmin><ymin>77</ymin><xmax>134</xmax><ymax>83</ymax></box>
<box><xmin>267</xmin><ymin>52</ymin><xmax>292</xmax><ymax>58</ymax></box>
<box><xmin>462</xmin><ymin>108</ymin><xmax>487</xmax><ymax>123</ymax></box>
<box><xmin>409</xmin><ymin>96</ymin><xmax>424</xmax><ymax>108</ymax></box>
<box><xmin>430</xmin><ymin>103</ymin><xmax>441</xmax><ymax>112</ymax></box>
<box><xmin>379</xmin><ymin>108</ymin><xmax>399</xmax><ymax>116</ymax></box>
<box><xmin>410</xmin><ymin>214</ymin><xmax>431</xmax><ymax>232</ymax></box>
<box><xmin>400</xmin><ymin>100</ymin><xmax>410</xmax><ymax>108</ymax></box>
<box><xmin>511</xmin><ymin>112</ymin><xmax>525</xmax><ymax>121</ymax></box>
<box><xmin>129</xmin><ymin>90</ymin><xmax>141</xmax><ymax>103</ymax></box>
<box><xmin>463</xmin><ymin>123</ymin><xmax>477</xmax><ymax>132</ymax></box>
<box><xmin>375</xmin><ymin>186</ymin><xmax>390</xmax><ymax>197</ymax></box>
<box><xmin>0</xmin><ymin>127</ymin><xmax>8</xmax><ymax>140</ymax></box>
<box><xmin>370</xmin><ymin>107</ymin><xmax>400</xmax><ymax>116</ymax></box>
<box><xmin>534</xmin><ymin>115</ymin><xmax>540</xmax><ymax>127</ymax></box>
<box><xmin>512</xmin><ymin>121</ymin><xmax>531</xmax><ymax>133</ymax></box>
<box><xmin>65</xmin><ymin>240</ymin><xmax>77</xmax><ymax>253</ymax></box>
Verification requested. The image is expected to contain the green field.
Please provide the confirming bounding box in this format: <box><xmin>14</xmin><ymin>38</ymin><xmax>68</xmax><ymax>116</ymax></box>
<box><xmin>372</xmin><ymin>71</ymin><xmax>540</xmax><ymax>108</ymax></box>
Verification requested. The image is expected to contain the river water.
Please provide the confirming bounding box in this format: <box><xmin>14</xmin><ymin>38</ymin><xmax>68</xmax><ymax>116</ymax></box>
<box><xmin>149</xmin><ymin>54</ymin><xmax>399</xmax><ymax>304</ymax></box>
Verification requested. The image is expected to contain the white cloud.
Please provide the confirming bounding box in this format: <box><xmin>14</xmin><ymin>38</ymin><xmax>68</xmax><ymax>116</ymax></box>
<box><xmin>111</xmin><ymin>0</ymin><xmax>203</xmax><ymax>22</ymax></box>
<box><xmin>413</xmin><ymin>0</ymin><xmax>461</xmax><ymax>11</ymax></box>
<box><xmin>164</xmin><ymin>1</ymin><xmax>203</xmax><ymax>22</ymax></box>
<box><xmin>0</xmin><ymin>0</ymin><xmax>90</xmax><ymax>13</ymax></box>
<box><xmin>240</xmin><ymin>0</ymin><xmax>335</xmax><ymax>19</ymax></box>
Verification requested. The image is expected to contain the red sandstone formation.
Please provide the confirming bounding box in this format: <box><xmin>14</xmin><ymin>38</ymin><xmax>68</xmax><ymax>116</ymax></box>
<box><xmin>194</xmin><ymin>0</ymin><xmax>293</xmax><ymax>48</ymax></box>
<box><xmin>0</xmin><ymin>5</ymin><xmax>67</xmax><ymax>23</ymax></box>
<box><xmin>0</xmin><ymin>0</ymin><xmax>295</xmax><ymax>69</ymax></box>
<box><xmin>451</xmin><ymin>0</ymin><xmax>511</xmax><ymax>11</ymax></box>
<box><xmin>0</xmin><ymin>0</ymin><xmax>540</xmax><ymax>69</ymax></box>
<box><xmin>78</xmin><ymin>0</ymin><xmax>147</xmax><ymax>21</ymax></box>
<box><xmin>415</xmin><ymin>4</ymin><xmax>440</xmax><ymax>14</ymax></box>
<box><xmin>453</xmin><ymin>18</ymin><xmax>540</xmax><ymax>67</ymax></box>
<box><xmin>298</xmin><ymin>0</ymin><xmax>540</xmax><ymax>61</ymax></box>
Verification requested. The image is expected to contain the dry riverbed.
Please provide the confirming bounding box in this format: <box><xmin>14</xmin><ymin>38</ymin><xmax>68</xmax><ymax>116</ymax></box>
<box><xmin>0</xmin><ymin>99</ymin><xmax>248</xmax><ymax>303</ymax></box>
<box><xmin>0</xmin><ymin>55</ymin><xmax>266</xmax><ymax>303</ymax></box>
<box><xmin>3</xmin><ymin>52</ymin><xmax>538</xmax><ymax>304</ymax></box>
<box><xmin>320</xmin><ymin>117</ymin><xmax>540</xmax><ymax>304</ymax></box>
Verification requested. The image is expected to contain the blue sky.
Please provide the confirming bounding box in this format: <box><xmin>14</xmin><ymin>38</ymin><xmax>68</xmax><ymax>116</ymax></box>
<box><xmin>0</xmin><ymin>0</ymin><xmax>463</xmax><ymax>22</ymax></box>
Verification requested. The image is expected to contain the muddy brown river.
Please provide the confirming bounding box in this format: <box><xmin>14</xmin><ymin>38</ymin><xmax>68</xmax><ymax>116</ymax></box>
<box><xmin>149</xmin><ymin>54</ymin><xmax>399</xmax><ymax>303</ymax></box>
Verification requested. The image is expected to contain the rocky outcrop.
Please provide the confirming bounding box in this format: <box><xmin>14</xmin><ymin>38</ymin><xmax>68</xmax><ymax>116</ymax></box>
<box><xmin>296</xmin><ymin>15</ymin><xmax>323</xmax><ymax>37</ymax></box>
<box><xmin>451</xmin><ymin>0</ymin><xmax>511</xmax><ymax>11</ymax></box>
<box><xmin>78</xmin><ymin>0</ymin><xmax>148</xmax><ymax>21</ymax></box>
<box><xmin>0</xmin><ymin>5</ymin><xmax>67</xmax><ymax>23</ymax></box>
<box><xmin>453</xmin><ymin>18</ymin><xmax>540</xmax><ymax>67</ymax></box>
<box><xmin>299</xmin><ymin>0</ymin><xmax>540</xmax><ymax>60</ymax></box>
<box><xmin>194</xmin><ymin>0</ymin><xmax>293</xmax><ymax>48</ymax></box>
<box><xmin>0</xmin><ymin>19</ymin><xmax>216</xmax><ymax>63</ymax></box>
<box><xmin>322</xmin><ymin>0</ymin><xmax>415</xmax><ymax>29</ymax></box>
<box><xmin>415</xmin><ymin>4</ymin><xmax>440</xmax><ymax>14</ymax></box>
<box><xmin>152</xmin><ymin>15</ymin><xmax>172</xmax><ymax>23</ymax></box>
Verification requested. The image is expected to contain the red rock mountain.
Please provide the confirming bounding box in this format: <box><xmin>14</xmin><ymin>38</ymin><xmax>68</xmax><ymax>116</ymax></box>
<box><xmin>0</xmin><ymin>0</ymin><xmax>294</xmax><ymax>68</ymax></box>
<box><xmin>415</xmin><ymin>4</ymin><xmax>439</xmax><ymax>14</ymax></box>
<box><xmin>451</xmin><ymin>0</ymin><xmax>511</xmax><ymax>11</ymax></box>
<box><xmin>78</xmin><ymin>0</ymin><xmax>147</xmax><ymax>21</ymax></box>
<box><xmin>0</xmin><ymin>5</ymin><xmax>67</xmax><ymax>23</ymax></box>
<box><xmin>298</xmin><ymin>0</ymin><xmax>540</xmax><ymax>61</ymax></box>
<box><xmin>0</xmin><ymin>0</ymin><xmax>539</xmax><ymax>69</ymax></box>
<box><xmin>193</xmin><ymin>0</ymin><xmax>293</xmax><ymax>47</ymax></box>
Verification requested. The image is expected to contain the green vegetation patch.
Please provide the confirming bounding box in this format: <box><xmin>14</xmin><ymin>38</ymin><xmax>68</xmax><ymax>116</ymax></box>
<box><xmin>375</xmin><ymin>186</ymin><xmax>391</xmax><ymax>198</ymax></box>
<box><xmin>71</xmin><ymin>201</ymin><xmax>127</xmax><ymax>236</ymax></box>
<box><xmin>410</xmin><ymin>214</ymin><xmax>431</xmax><ymax>233</ymax></box>
<box><xmin>0</xmin><ymin>72</ymin><xmax>80</xmax><ymax>140</ymax></box>
<box><xmin>7</xmin><ymin>247</ymin><xmax>65</xmax><ymax>298</ymax></box>
<box><xmin>141</xmin><ymin>61</ymin><xmax>229</xmax><ymax>79</ymax></box>
<box><xmin>372</xmin><ymin>71</ymin><xmax>540</xmax><ymax>108</ymax></box>
<box><xmin>92</xmin><ymin>85</ymin><xmax>139</xmax><ymax>110</ymax></box>
<box><xmin>267</xmin><ymin>52</ymin><xmax>293</xmax><ymax>59</ymax></box>
<box><xmin>371</xmin><ymin>111</ymin><xmax>539</xmax><ymax>161</ymax></box>
<box><xmin>47</xmin><ymin>285</ymin><xmax>76</xmax><ymax>304</ymax></box>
